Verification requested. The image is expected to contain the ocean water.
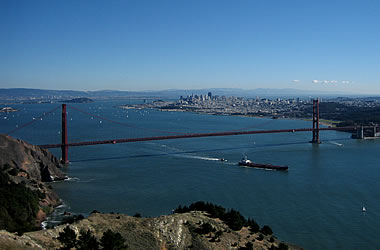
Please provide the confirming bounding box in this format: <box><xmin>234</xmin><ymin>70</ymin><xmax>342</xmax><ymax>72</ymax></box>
<box><xmin>1</xmin><ymin>100</ymin><xmax>379</xmax><ymax>249</ymax></box>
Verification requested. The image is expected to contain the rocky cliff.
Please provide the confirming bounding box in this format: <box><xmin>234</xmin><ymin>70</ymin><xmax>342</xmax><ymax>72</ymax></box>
<box><xmin>0</xmin><ymin>134</ymin><xmax>66</xmax><ymax>182</ymax></box>
<box><xmin>0</xmin><ymin>134</ymin><xmax>67</xmax><ymax>230</ymax></box>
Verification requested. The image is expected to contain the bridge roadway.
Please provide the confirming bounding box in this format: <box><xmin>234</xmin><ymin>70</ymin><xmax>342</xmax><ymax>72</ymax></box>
<box><xmin>39</xmin><ymin>126</ymin><xmax>356</xmax><ymax>149</ymax></box>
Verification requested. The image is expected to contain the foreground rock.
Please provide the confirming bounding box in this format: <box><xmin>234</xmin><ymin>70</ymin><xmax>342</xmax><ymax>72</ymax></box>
<box><xmin>0</xmin><ymin>134</ymin><xmax>67</xmax><ymax>231</ymax></box>
<box><xmin>0</xmin><ymin>212</ymin><xmax>301</xmax><ymax>250</ymax></box>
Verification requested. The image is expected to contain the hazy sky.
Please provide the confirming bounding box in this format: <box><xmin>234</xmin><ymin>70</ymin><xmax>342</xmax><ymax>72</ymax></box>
<box><xmin>1</xmin><ymin>0</ymin><xmax>379</xmax><ymax>93</ymax></box>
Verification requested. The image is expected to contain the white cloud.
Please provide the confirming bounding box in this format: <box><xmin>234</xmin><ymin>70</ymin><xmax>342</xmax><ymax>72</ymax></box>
<box><xmin>312</xmin><ymin>79</ymin><xmax>351</xmax><ymax>84</ymax></box>
<box><xmin>292</xmin><ymin>80</ymin><xmax>300</xmax><ymax>83</ymax></box>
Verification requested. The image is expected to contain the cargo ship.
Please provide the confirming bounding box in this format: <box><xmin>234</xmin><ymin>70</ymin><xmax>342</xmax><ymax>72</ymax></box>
<box><xmin>238</xmin><ymin>156</ymin><xmax>288</xmax><ymax>171</ymax></box>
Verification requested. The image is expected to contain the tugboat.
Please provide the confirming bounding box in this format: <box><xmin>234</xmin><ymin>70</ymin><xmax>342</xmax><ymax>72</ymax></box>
<box><xmin>238</xmin><ymin>156</ymin><xmax>288</xmax><ymax>171</ymax></box>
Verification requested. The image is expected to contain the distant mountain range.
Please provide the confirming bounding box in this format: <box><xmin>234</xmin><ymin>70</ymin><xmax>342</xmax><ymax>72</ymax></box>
<box><xmin>0</xmin><ymin>87</ymin><xmax>366</xmax><ymax>100</ymax></box>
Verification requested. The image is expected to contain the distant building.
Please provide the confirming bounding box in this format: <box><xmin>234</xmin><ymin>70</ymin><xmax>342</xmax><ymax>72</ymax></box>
<box><xmin>208</xmin><ymin>92</ymin><xmax>212</xmax><ymax>98</ymax></box>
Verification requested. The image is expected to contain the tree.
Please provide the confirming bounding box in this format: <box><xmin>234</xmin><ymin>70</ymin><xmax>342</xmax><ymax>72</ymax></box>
<box><xmin>247</xmin><ymin>218</ymin><xmax>260</xmax><ymax>233</ymax></box>
<box><xmin>100</xmin><ymin>229</ymin><xmax>127</xmax><ymax>250</ymax></box>
<box><xmin>278</xmin><ymin>242</ymin><xmax>289</xmax><ymax>250</ymax></box>
<box><xmin>256</xmin><ymin>234</ymin><xmax>264</xmax><ymax>241</ymax></box>
<box><xmin>261</xmin><ymin>225</ymin><xmax>273</xmax><ymax>235</ymax></box>
<box><xmin>77</xmin><ymin>229</ymin><xmax>99</xmax><ymax>250</ymax></box>
<box><xmin>0</xmin><ymin>171</ymin><xmax>40</xmax><ymax>233</ymax></box>
<box><xmin>133</xmin><ymin>213</ymin><xmax>141</xmax><ymax>218</ymax></box>
<box><xmin>238</xmin><ymin>241</ymin><xmax>253</xmax><ymax>250</ymax></box>
<box><xmin>195</xmin><ymin>222</ymin><xmax>213</xmax><ymax>235</ymax></box>
<box><xmin>215</xmin><ymin>230</ymin><xmax>223</xmax><ymax>237</ymax></box>
<box><xmin>57</xmin><ymin>225</ymin><xmax>77</xmax><ymax>250</ymax></box>
<box><xmin>244</xmin><ymin>242</ymin><xmax>253</xmax><ymax>250</ymax></box>
<box><xmin>222</xmin><ymin>209</ymin><xmax>247</xmax><ymax>231</ymax></box>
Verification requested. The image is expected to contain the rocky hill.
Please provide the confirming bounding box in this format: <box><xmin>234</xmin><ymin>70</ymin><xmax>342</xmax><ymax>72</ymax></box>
<box><xmin>0</xmin><ymin>134</ymin><xmax>66</xmax><ymax>182</ymax></box>
<box><xmin>0</xmin><ymin>212</ymin><xmax>301</xmax><ymax>250</ymax></box>
<box><xmin>0</xmin><ymin>134</ymin><xmax>67</xmax><ymax>232</ymax></box>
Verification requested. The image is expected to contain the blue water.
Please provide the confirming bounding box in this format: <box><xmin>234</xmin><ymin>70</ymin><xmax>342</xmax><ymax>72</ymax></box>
<box><xmin>1</xmin><ymin>100</ymin><xmax>379</xmax><ymax>249</ymax></box>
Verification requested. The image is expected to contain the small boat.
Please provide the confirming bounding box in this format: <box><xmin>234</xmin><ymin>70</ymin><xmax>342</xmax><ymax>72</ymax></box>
<box><xmin>362</xmin><ymin>206</ymin><xmax>366</xmax><ymax>212</ymax></box>
<box><xmin>238</xmin><ymin>156</ymin><xmax>288</xmax><ymax>171</ymax></box>
<box><xmin>220</xmin><ymin>158</ymin><xmax>227</xmax><ymax>162</ymax></box>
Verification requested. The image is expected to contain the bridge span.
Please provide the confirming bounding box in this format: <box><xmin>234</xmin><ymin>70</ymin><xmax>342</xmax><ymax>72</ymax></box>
<box><xmin>33</xmin><ymin>100</ymin><xmax>364</xmax><ymax>164</ymax></box>
<box><xmin>39</xmin><ymin>126</ymin><xmax>355</xmax><ymax>149</ymax></box>
<box><xmin>7</xmin><ymin>101</ymin><xmax>369</xmax><ymax>164</ymax></box>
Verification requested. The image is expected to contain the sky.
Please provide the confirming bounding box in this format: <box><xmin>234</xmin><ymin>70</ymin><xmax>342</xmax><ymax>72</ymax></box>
<box><xmin>1</xmin><ymin>0</ymin><xmax>380</xmax><ymax>94</ymax></box>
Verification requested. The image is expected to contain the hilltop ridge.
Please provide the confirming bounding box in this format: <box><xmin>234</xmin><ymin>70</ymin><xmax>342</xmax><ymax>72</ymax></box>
<box><xmin>0</xmin><ymin>211</ymin><xmax>301</xmax><ymax>250</ymax></box>
<box><xmin>0</xmin><ymin>87</ymin><xmax>358</xmax><ymax>101</ymax></box>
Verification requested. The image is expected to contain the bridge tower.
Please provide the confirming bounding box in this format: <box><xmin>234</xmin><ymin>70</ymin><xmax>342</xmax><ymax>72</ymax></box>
<box><xmin>311</xmin><ymin>99</ymin><xmax>321</xmax><ymax>144</ymax></box>
<box><xmin>61</xmin><ymin>104</ymin><xmax>69</xmax><ymax>164</ymax></box>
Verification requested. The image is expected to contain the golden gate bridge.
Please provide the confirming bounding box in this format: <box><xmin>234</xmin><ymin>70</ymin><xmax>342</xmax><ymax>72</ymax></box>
<box><xmin>6</xmin><ymin>100</ymin><xmax>360</xmax><ymax>164</ymax></box>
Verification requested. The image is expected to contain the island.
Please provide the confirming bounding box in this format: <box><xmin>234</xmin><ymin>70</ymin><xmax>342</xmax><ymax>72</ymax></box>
<box><xmin>60</xmin><ymin>97</ymin><xmax>94</xmax><ymax>103</ymax></box>
<box><xmin>0</xmin><ymin>107</ymin><xmax>18</xmax><ymax>113</ymax></box>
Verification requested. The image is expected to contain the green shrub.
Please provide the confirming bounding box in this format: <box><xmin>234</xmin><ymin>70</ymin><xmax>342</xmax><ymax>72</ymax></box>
<box><xmin>222</xmin><ymin>209</ymin><xmax>247</xmax><ymax>231</ymax></box>
<box><xmin>247</xmin><ymin>218</ymin><xmax>260</xmax><ymax>233</ymax></box>
<box><xmin>133</xmin><ymin>213</ymin><xmax>142</xmax><ymax>218</ymax></box>
<box><xmin>58</xmin><ymin>226</ymin><xmax>77</xmax><ymax>250</ymax></box>
<box><xmin>174</xmin><ymin>201</ymin><xmax>225</xmax><ymax>218</ymax></box>
<box><xmin>278</xmin><ymin>242</ymin><xmax>289</xmax><ymax>250</ymax></box>
<box><xmin>195</xmin><ymin>222</ymin><xmax>213</xmax><ymax>235</ymax></box>
<box><xmin>77</xmin><ymin>229</ymin><xmax>99</xmax><ymax>250</ymax></box>
<box><xmin>257</xmin><ymin>234</ymin><xmax>264</xmax><ymax>241</ymax></box>
<box><xmin>261</xmin><ymin>225</ymin><xmax>273</xmax><ymax>235</ymax></box>
<box><xmin>0</xmin><ymin>171</ymin><xmax>40</xmax><ymax>233</ymax></box>
<box><xmin>100</xmin><ymin>229</ymin><xmax>127</xmax><ymax>250</ymax></box>
<box><xmin>60</xmin><ymin>214</ymin><xmax>85</xmax><ymax>225</ymax></box>
<box><xmin>215</xmin><ymin>230</ymin><xmax>223</xmax><ymax>237</ymax></box>
<box><xmin>239</xmin><ymin>241</ymin><xmax>253</xmax><ymax>250</ymax></box>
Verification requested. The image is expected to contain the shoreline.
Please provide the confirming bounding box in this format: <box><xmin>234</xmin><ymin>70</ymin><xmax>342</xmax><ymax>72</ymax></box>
<box><xmin>120</xmin><ymin>105</ymin><xmax>342</xmax><ymax>128</ymax></box>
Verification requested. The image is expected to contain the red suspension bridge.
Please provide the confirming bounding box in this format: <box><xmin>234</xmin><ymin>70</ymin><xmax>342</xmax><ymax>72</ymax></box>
<box><xmin>6</xmin><ymin>100</ymin><xmax>363</xmax><ymax>164</ymax></box>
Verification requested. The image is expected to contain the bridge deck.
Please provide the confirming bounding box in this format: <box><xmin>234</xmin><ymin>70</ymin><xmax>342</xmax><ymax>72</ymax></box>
<box><xmin>40</xmin><ymin>126</ymin><xmax>356</xmax><ymax>149</ymax></box>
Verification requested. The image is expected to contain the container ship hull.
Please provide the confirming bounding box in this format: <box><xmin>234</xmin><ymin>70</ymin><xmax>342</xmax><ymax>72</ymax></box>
<box><xmin>238</xmin><ymin>161</ymin><xmax>288</xmax><ymax>171</ymax></box>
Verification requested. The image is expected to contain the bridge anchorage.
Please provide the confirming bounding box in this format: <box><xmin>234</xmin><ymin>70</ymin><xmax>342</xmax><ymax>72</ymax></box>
<box><xmin>40</xmin><ymin>101</ymin><xmax>360</xmax><ymax>164</ymax></box>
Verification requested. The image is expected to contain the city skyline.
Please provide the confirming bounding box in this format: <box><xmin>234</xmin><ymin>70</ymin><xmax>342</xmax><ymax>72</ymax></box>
<box><xmin>1</xmin><ymin>0</ymin><xmax>380</xmax><ymax>94</ymax></box>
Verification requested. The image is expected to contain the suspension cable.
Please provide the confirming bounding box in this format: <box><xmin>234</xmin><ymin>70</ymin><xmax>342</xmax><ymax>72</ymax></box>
<box><xmin>66</xmin><ymin>104</ymin><xmax>180</xmax><ymax>134</ymax></box>
<box><xmin>6</xmin><ymin>105</ymin><xmax>61</xmax><ymax>135</ymax></box>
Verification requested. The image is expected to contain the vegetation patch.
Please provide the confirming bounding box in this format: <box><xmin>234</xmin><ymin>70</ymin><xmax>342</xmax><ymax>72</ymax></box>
<box><xmin>0</xmin><ymin>170</ymin><xmax>41</xmax><ymax>234</ymax></box>
<box><xmin>174</xmin><ymin>201</ymin><xmax>263</xmax><ymax>232</ymax></box>
<box><xmin>58</xmin><ymin>225</ymin><xmax>128</xmax><ymax>250</ymax></box>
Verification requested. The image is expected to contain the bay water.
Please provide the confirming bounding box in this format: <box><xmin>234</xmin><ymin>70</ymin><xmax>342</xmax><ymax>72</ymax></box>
<box><xmin>1</xmin><ymin>100</ymin><xmax>379</xmax><ymax>249</ymax></box>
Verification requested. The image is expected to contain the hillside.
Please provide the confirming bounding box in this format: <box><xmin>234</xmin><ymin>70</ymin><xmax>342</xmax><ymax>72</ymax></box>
<box><xmin>0</xmin><ymin>134</ymin><xmax>67</xmax><ymax>233</ymax></box>
<box><xmin>0</xmin><ymin>212</ymin><xmax>301</xmax><ymax>250</ymax></box>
